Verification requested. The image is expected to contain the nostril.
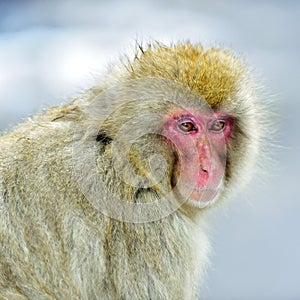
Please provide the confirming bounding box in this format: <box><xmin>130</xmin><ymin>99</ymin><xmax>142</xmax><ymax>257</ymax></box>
<box><xmin>197</xmin><ymin>166</ymin><xmax>210</xmax><ymax>188</ymax></box>
<box><xmin>200</xmin><ymin>166</ymin><xmax>208</xmax><ymax>173</ymax></box>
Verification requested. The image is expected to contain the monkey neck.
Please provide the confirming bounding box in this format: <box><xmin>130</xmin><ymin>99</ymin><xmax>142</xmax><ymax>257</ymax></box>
<box><xmin>99</xmin><ymin>211</ymin><xmax>208</xmax><ymax>299</ymax></box>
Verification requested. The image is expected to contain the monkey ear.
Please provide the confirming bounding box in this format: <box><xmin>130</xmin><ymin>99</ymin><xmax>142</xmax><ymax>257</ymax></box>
<box><xmin>96</xmin><ymin>132</ymin><xmax>113</xmax><ymax>145</ymax></box>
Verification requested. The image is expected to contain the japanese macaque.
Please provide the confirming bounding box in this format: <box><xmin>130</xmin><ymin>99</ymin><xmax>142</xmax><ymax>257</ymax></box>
<box><xmin>0</xmin><ymin>42</ymin><xmax>263</xmax><ymax>299</ymax></box>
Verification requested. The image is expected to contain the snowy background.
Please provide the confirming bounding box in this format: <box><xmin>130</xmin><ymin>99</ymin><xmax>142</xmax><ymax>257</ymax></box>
<box><xmin>0</xmin><ymin>0</ymin><xmax>299</xmax><ymax>299</ymax></box>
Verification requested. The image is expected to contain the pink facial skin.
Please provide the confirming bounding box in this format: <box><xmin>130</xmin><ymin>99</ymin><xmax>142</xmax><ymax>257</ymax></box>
<box><xmin>163</xmin><ymin>109</ymin><xmax>234</xmax><ymax>204</ymax></box>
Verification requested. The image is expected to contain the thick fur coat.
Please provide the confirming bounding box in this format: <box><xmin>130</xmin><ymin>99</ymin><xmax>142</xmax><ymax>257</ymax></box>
<box><xmin>0</xmin><ymin>42</ymin><xmax>261</xmax><ymax>299</ymax></box>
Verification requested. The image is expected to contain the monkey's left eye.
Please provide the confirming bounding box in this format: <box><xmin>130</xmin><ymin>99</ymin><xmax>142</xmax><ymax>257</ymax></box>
<box><xmin>209</xmin><ymin>120</ymin><xmax>226</xmax><ymax>132</ymax></box>
<box><xmin>178</xmin><ymin>122</ymin><xmax>197</xmax><ymax>133</ymax></box>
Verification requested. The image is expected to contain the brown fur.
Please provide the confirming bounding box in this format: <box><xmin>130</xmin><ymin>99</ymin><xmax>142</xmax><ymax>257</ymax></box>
<box><xmin>0</xmin><ymin>41</ymin><xmax>262</xmax><ymax>299</ymax></box>
<box><xmin>129</xmin><ymin>42</ymin><xmax>244</xmax><ymax>106</ymax></box>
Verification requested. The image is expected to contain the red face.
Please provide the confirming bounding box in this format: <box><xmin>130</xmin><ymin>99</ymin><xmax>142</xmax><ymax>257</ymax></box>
<box><xmin>163</xmin><ymin>109</ymin><xmax>234</xmax><ymax>206</ymax></box>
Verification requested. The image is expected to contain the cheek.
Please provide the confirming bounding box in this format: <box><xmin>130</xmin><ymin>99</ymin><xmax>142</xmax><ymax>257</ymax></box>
<box><xmin>210</xmin><ymin>124</ymin><xmax>234</xmax><ymax>153</ymax></box>
<box><xmin>221</xmin><ymin>120</ymin><xmax>234</xmax><ymax>143</ymax></box>
<box><xmin>162</xmin><ymin>124</ymin><xmax>193</xmax><ymax>154</ymax></box>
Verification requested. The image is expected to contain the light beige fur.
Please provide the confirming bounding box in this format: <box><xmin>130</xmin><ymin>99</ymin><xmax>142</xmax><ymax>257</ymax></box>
<box><xmin>0</xmin><ymin>41</ymin><xmax>263</xmax><ymax>299</ymax></box>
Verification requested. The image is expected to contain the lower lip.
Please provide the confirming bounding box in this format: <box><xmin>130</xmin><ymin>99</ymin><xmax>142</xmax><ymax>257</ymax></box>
<box><xmin>188</xmin><ymin>189</ymin><xmax>218</xmax><ymax>202</ymax></box>
<box><xmin>178</xmin><ymin>184</ymin><xmax>218</xmax><ymax>202</ymax></box>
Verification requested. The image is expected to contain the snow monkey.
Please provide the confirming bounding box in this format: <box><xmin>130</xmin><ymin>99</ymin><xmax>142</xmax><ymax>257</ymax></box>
<box><xmin>0</xmin><ymin>42</ymin><xmax>263</xmax><ymax>299</ymax></box>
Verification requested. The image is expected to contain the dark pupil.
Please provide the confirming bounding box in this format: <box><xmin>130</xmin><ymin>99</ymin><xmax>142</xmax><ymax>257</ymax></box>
<box><xmin>180</xmin><ymin>122</ymin><xmax>194</xmax><ymax>132</ymax></box>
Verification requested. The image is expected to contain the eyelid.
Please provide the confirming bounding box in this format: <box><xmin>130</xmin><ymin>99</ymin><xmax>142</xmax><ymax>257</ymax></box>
<box><xmin>215</xmin><ymin>116</ymin><xmax>234</xmax><ymax>123</ymax></box>
<box><xmin>176</xmin><ymin>115</ymin><xmax>194</xmax><ymax>123</ymax></box>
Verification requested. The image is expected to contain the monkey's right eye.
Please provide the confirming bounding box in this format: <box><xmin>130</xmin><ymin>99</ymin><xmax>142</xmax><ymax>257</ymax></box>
<box><xmin>178</xmin><ymin>122</ymin><xmax>197</xmax><ymax>133</ymax></box>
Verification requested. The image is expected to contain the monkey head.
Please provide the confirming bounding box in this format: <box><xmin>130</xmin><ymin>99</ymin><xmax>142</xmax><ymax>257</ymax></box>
<box><xmin>72</xmin><ymin>42</ymin><xmax>261</xmax><ymax>222</ymax></box>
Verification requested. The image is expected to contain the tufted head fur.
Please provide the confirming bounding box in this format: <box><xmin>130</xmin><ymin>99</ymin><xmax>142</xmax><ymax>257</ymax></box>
<box><xmin>122</xmin><ymin>42</ymin><xmax>244</xmax><ymax>107</ymax></box>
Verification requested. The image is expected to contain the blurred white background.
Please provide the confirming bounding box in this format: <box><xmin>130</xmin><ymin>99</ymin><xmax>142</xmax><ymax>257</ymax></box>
<box><xmin>0</xmin><ymin>0</ymin><xmax>299</xmax><ymax>299</ymax></box>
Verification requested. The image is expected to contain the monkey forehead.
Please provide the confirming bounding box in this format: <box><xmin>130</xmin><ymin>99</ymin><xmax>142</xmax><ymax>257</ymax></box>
<box><xmin>167</xmin><ymin>109</ymin><xmax>232</xmax><ymax>121</ymax></box>
<box><xmin>128</xmin><ymin>42</ymin><xmax>245</xmax><ymax>106</ymax></box>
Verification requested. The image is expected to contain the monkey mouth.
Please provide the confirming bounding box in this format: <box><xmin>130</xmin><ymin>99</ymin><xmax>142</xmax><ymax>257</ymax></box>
<box><xmin>189</xmin><ymin>188</ymin><xmax>218</xmax><ymax>202</ymax></box>
<box><xmin>176</xmin><ymin>183</ymin><xmax>220</xmax><ymax>203</ymax></box>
